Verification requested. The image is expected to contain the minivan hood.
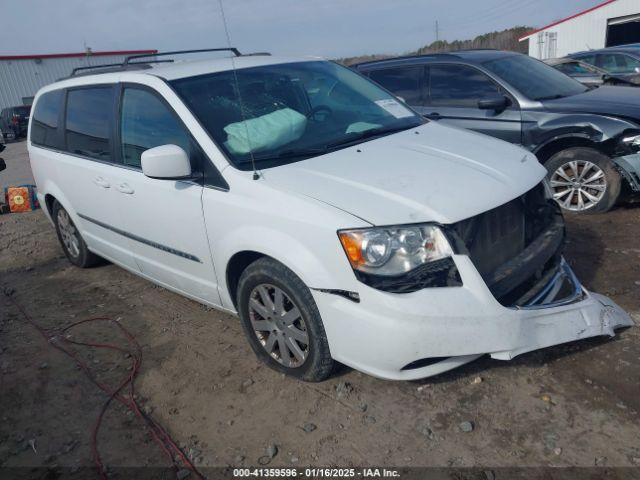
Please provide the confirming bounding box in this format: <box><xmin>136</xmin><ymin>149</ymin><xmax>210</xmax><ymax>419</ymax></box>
<box><xmin>542</xmin><ymin>86</ymin><xmax>640</xmax><ymax>120</ymax></box>
<box><xmin>263</xmin><ymin>122</ymin><xmax>546</xmax><ymax>225</ymax></box>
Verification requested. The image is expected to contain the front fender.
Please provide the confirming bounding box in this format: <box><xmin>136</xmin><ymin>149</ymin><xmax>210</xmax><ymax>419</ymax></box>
<box><xmin>523</xmin><ymin>112</ymin><xmax>640</xmax><ymax>152</ymax></box>
<box><xmin>214</xmin><ymin>225</ymin><xmax>355</xmax><ymax>310</ymax></box>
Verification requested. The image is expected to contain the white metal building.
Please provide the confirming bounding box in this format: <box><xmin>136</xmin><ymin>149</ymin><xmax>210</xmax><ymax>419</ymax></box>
<box><xmin>519</xmin><ymin>0</ymin><xmax>640</xmax><ymax>59</ymax></box>
<box><xmin>0</xmin><ymin>49</ymin><xmax>156</xmax><ymax>110</ymax></box>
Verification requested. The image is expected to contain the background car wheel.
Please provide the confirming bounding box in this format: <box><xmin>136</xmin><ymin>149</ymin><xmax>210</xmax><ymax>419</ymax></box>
<box><xmin>545</xmin><ymin>147</ymin><xmax>621</xmax><ymax>214</ymax></box>
<box><xmin>52</xmin><ymin>201</ymin><xmax>101</xmax><ymax>268</ymax></box>
<box><xmin>237</xmin><ymin>257</ymin><xmax>334</xmax><ymax>382</ymax></box>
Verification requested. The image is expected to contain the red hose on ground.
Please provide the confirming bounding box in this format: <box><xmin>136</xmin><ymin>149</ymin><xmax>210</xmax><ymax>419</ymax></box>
<box><xmin>3</xmin><ymin>289</ymin><xmax>205</xmax><ymax>480</ymax></box>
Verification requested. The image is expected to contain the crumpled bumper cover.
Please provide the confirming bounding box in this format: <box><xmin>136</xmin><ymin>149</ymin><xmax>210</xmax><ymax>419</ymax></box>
<box><xmin>313</xmin><ymin>256</ymin><xmax>635</xmax><ymax>381</ymax></box>
<box><xmin>489</xmin><ymin>292</ymin><xmax>633</xmax><ymax>360</ymax></box>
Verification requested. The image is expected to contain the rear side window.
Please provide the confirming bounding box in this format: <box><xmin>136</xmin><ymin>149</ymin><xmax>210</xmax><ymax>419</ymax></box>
<box><xmin>368</xmin><ymin>66</ymin><xmax>424</xmax><ymax>105</ymax></box>
<box><xmin>31</xmin><ymin>90</ymin><xmax>63</xmax><ymax>148</ymax></box>
<box><xmin>596</xmin><ymin>53</ymin><xmax>640</xmax><ymax>74</ymax></box>
<box><xmin>429</xmin><ymin>64</ymin><xmax>501</xmax><ymax>107</ymax></box>
<box><xmin>120</xmin><ymin>88</ymin><xmax>191</xmax><ymax>168</ymax></box>
<box><xmin>65</xmin><ymin>87</ymin><xmax>113</xmax><ymax>161</ymax></box>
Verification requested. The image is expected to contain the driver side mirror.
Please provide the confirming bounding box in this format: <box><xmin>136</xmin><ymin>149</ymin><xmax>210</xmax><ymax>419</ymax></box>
<box><xmin>478</xmin><ymin>94</ymin><xmax>510</xmax><ymax>112</ymax></box>
<box><xmin>0</xmin><ymin>158</ymin><xmax>6</xmax><ymax>173</ymax></box>
<box><xmin>141</xmin><ymin>144</ymin><xmax>192</xmax><ymax>180</ymax></box>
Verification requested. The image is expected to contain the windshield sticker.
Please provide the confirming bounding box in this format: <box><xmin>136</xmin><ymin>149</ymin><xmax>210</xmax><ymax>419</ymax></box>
<box><xmin>374</xmin><ymin>99</ymin><xmax>413</xmax><ymax>119</ymax></box>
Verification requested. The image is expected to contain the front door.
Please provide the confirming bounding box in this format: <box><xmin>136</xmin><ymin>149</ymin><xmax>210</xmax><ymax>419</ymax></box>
<box><xmin>416</xmin><ymin>64</ymin><xmax>523</xmax><ymax>145</ymax></box>
<box><xmin>111</xmin><ymin>85</ymin><xmax>221</xmax><ymax>305</ymax></box>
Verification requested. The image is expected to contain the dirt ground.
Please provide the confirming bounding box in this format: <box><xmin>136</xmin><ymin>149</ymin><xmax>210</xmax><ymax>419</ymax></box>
<box><xmin>1</xmin><ymin>141</ymin><xmax>639</xmax><ymax>477</ymax></box>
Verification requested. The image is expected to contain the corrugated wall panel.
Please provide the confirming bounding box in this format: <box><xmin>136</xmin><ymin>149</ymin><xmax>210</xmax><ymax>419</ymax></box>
<box><xmin>526</xmin><ymin>0</ymin><xmax>640</xmax><ymax>58</ymax></box>
<box><xmin>0</xmin><ymin>54</ymin><xmax>131</xmax><ymax>110</ymax></box>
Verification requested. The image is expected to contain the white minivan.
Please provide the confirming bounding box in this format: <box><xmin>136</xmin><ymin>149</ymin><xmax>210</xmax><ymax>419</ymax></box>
<box><xmin>28</xmin><ymin>49</ymin><xmax>632</xmax><ymax>381</ymax></box>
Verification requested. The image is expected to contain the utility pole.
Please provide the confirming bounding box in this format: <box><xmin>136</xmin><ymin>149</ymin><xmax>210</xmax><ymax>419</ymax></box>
<box><xmin>435</xmin><ymin>20</ymin><xmax>439</xmax><ymax>42</ymax></box>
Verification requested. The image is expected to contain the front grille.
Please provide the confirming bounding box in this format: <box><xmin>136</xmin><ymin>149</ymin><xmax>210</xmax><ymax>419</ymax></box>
<box><xmin>453</xmin><ymin>197</ymin><xmax>525</xmax><ymax>277</ymax></box>
<box><xmin>451</xmin><ymin>182</ymin><xmax>563</xmax><ymax>305</ymax></box>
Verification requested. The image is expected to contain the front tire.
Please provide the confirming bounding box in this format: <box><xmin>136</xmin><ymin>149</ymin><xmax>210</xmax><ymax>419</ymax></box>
<box><xmin>545</xmin><ymin>147</ymin><xmax>621</xmax><ymax>214</ymax></box>
<box><xmin>52</xmin><ymin>201</ymin><xmax>101</xmax><ymax>268</ymax></box>
<box><xmin>237</xmin><ymin>257</ymin><xmax>334</xmax><ymax>382</ymax></box>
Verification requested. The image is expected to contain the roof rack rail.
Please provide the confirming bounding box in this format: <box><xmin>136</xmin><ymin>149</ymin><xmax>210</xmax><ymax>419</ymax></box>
<box><xmin>66</xmin><ymin>59</ymin><xmax>175</xmax><ymax>79</ymax></box>
<box><xmin>62</xmin><ymin>47</ymin><xmax>250</xmax><ymax>80</ymax></box>
<box><xmin>71</xmin><ymin>62</ymin><xmax>127</xmax><ymax>75</ymax></box>
<box><xmin>123</xmin><ymin>47</ymin><xmax>241</xmax><ymax>65</ymax></box>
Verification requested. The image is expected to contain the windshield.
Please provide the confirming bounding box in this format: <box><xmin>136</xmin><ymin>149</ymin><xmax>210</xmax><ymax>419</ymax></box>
<box><xmin>171</xmin><ymin>61</ymin><xmax>423</xmax><ymax>169</ymax></box>
<box><xmin>483</xmin><ymin>55</ymin><xmax>588</xmax><ymax>101</ymax></box>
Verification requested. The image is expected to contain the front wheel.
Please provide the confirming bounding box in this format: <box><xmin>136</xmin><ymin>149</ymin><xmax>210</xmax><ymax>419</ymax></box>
<box><xmin>545</xmin><ymin>147</ymin><xmax>621</xmax><ymax>214</ymax></box>
<box><xmin>237</xmin><ymin>257</ymin><xmax>334</xmax><ymax>382</ymax></box>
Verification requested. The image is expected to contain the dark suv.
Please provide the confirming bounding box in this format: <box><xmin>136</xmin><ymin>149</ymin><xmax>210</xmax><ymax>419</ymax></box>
<box><xmin>0</xmin><ymin>105</ymin><xmax>31</xmax><ymax>140</ymax></box>
<box><xmin>568</xmin><ymin>45</ymin><xmax>640</xmax><ymax>86</ymax></box>
<box><xmin>354</xmin><ymin>50</ymin><xmax>640</xmax><ymax>213</ymax></box>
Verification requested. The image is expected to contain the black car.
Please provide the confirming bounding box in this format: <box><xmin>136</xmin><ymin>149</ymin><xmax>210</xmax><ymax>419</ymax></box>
<box><xmin>0</xmin><ymin>105</ymin><xmax>31</xmax><ymax>140</ymax></box>
<box><xmin>568</xmin><ymin>45</ymin><xmax>640</xmax><ymax>86</ymax></box>
<box><xmin>354</xmin><ymin>50</ymin><xmax>640</xmax><ymax>213</ymax></box>
<box><xmin>544</xmin><ymin>57</ymin><xmax>637</xmax><ymax>88</ymax></box>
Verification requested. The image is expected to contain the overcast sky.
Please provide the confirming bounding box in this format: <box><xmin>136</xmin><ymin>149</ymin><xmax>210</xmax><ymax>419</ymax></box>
<box><xmin>1</xmin><ymin>0</ymin><xmax>603</xmax><ymax>58</ymax></box>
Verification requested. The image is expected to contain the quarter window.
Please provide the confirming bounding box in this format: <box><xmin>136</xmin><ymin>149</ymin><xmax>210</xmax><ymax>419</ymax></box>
<box><xmin>31</xmin><ymin>90</ymin><xmax>63</xmax><ymax>148</ymax></box>
<box><xmin>368</xmin><ymin>66</ymin><xmax>423</xmax><ymax>105</ymax></box>
<box><xmin>65</xmin><ymin>88</ymin><xmax>113</xmax><ymax>161</ymax></box>
<box><xmin>429</xmin><ymin>64</ymin><xmax>502</xmax><ymax>107</ymax></box>
<box><xmin>120</xmin><ymin>88</ymin><xmax>191</xmax><ymax>168</ymax></box>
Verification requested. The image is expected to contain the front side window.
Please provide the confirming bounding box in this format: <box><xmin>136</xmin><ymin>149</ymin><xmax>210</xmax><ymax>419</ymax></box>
<box><xmin>31</xmin><ymin>90</ymin><xmax>63</xmax><ymax>148</ymax></box>
<box><xmin>429</xmin><ymin>64</ymin><xmax>502</xmax><ymax>107</ymax></box>
<box><xmin>170</xmin><ymin>61</ymin><xmax>423</xmax><ymax>170</ymax></box>
<box><xmin>597</xmin><ymin>53</ymin><xmax>640</xmax><ymax>74</ymax></box>
<box><xmin>483</xmin><ymin>54</ymin><xmax>587</xmax><ymax>101</ymax></box>
<box><xmin>120</xmin><ymin>88</ymin><xmax>191</xmax><ymax>168</ymax></box>
<box><xmin>65</xmin><ymin>87</ymin><xmax>113</xmax><ymax>161</ymax></box>
<box><xmin>368</xmin><ymin>66</ymin><xmax>424</xmax><ymax>105</ymax></box>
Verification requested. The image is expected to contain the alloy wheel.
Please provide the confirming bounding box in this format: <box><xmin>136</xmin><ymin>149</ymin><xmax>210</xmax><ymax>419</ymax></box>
<box><xmin>248</xmin><ymin>284</ymin><xmax>309</xmax><ymax>368</ymax></box>
<box><xmin>550</xmin><ymin>160</ymin><xmax>607</xmax><ymax>212</ymax></box>
<box><xmin>57</xmin><ymin>209</ymin><xmax>81</xmax><ymax>258</ymax></box>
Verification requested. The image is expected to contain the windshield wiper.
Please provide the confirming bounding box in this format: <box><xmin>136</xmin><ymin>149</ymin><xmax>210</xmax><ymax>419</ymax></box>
<box><xmin>326</xmin><ymin>125</ymin><xmax>414</xmax><ymax>150</ymax></box>
<box><xmin>535</xmin><ymin>94</ymin><xmax>567</xmax><ymax>101</ymax></box>
<box><xmin>247</xmin><ymin>146</ymin><xmax>329</xmax><ymax>164</ymax></box>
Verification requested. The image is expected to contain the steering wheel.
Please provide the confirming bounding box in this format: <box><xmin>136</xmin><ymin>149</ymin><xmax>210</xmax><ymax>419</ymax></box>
<box><xmin>307</xmin><ymin>105</ymin><xmax>333</xmax><ymax>122</ymax></box>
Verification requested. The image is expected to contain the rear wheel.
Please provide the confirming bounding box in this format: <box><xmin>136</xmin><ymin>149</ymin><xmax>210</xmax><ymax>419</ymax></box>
<box><xmin>52</xmin><ymin>201</ymin><xmax>101</xmax><ymax>268</ymax></box>
<box><xmin>545</xmin><ymin>147</ymin><xmax>621</xmax><ymax>214</ymax></box>
<box><xmin>237</xmin><ymin>257</ymin><xmax>334</xmax><ymax>382</ymax></box>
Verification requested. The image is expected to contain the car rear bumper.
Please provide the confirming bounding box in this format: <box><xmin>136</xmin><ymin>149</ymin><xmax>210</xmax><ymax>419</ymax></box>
<box><xmin>313</xmin><ymin>256</ymin><xmax>633</xmax><ymax>381</ymax></box>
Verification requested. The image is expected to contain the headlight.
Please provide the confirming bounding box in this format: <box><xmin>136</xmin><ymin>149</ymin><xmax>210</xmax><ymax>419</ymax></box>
<box><xmin>338</xmin><ymin>224</ymin><xmax>455</xmax><ymax>276</ymax></box>
<box><xmin>621</xmin><ymin>133</ymin><xmax>640</xmax><ymax>152</ymax></box>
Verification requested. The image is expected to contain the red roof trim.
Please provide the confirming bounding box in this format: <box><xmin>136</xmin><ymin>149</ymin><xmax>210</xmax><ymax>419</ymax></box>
<box><xmin>518</xmin><ymin>0</ymin><xmax>618</xmax><ymax>40</ymax></box>
<box><xmin>0</xmin><ymin>49</ymin><xmax>157</xmax><ymax>61</ymax></box>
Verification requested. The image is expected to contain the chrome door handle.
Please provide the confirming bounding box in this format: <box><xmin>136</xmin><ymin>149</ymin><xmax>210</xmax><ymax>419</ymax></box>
<box><xmin>115</xmin><ymin>182</ymin><xmax>134</xmax><ymax>194</ymax></box>
<box><xmin>93</xmin><ymin>176</ymin><xmax>110</xmax><ymax>188</ymax></box>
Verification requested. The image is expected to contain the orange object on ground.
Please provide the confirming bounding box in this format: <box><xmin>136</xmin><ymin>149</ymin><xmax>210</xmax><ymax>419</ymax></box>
<box><xmin>5</xmin><ymin>186</ymin><xmax>38</xmax><ymax>213</ymax></box>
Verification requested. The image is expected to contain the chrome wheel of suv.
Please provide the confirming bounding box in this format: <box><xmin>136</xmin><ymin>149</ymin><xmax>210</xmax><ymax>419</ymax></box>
<box><xmin>248</xmin><ymin>284</ymin><xmax>309</xmax><ymax>368</ymax></box>
<box><xmin>550</xmin><ymin>160</ymin><xmax>607</xmax><ymax>212</ymax></box>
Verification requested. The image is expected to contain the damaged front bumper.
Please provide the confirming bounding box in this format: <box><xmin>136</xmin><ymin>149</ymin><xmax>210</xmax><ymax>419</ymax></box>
<box><xmin>614</xmin><ymin>152</ymin><xmax>640</xmax><ymax>192</ymax></box>
<box><xmin>312</xmin><ymin>256</ymin><xmax>633</xmax><ymax>381</ymax></box>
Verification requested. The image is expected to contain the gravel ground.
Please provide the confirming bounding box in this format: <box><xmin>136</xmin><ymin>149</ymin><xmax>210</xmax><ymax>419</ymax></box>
<box><xmin>1</xmin><ymin>141</ymin><xmax>639</xmax><ymax>476</ymax></box>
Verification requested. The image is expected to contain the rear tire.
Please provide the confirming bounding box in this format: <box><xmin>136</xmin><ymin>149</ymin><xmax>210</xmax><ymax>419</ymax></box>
<box><xmin>52</xmin><ymin>201</ymin><xmax>101</xmax><ymax>268</ymax></box>
<box><xmin>237</xmin><ymin>257</ymin><xmax>334</xmax><ymax>382</ymax></box>
<box><xmin>545</xmin><ymin>147</ymin><xmax>621</xmax><ymax>214</ymax></box>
